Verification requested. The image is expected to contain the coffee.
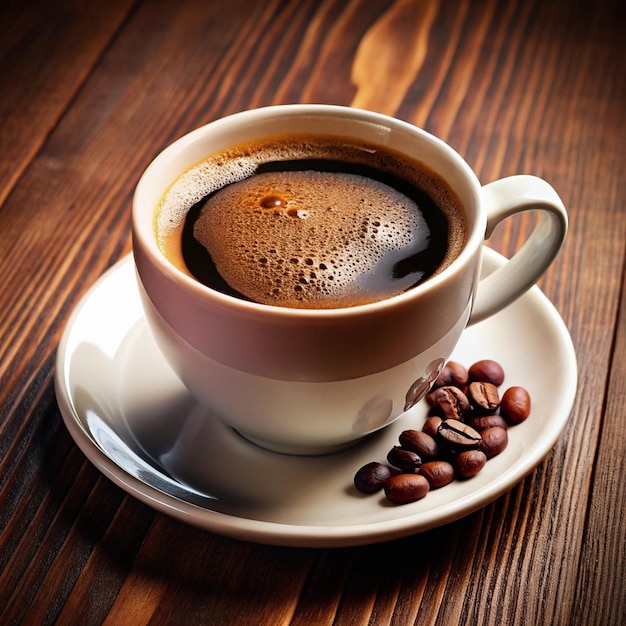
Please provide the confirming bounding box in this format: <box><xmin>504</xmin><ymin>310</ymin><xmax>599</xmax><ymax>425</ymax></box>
<box><xmin>156</xmin><ymin>133</ymin><xmax>466</xmax><ymax>309</ymax></box>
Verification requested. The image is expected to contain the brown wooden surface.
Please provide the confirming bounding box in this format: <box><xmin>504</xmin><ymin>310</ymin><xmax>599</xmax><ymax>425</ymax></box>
<box><xmin>1</xmin><ymin>0</ymin><xmax>624</xmax><ymax>623</ymax></box>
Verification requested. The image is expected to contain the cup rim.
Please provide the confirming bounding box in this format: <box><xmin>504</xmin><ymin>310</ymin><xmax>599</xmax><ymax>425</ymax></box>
<box><xmin>133</xmin><ymin>104</ymin><xmax>485</xmax><ymax>319</ymax></box>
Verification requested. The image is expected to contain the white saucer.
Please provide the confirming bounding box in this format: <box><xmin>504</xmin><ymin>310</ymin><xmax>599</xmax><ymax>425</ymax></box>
<box><xmin>55</xmin><ymin>249</ymin><xmax>577</xmax><ymax>547</ymax></box>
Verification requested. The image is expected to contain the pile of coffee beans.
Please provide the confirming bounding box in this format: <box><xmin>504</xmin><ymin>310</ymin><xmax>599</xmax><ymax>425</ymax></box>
<box><xmin>353</xmin><ymin>359</ymin><xmax>531</xmax><ymax>504</ymax></box>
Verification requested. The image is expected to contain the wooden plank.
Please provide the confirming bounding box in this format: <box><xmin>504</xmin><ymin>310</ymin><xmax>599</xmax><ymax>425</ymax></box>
<box><xmin>573</xmin><ymin>269</ymin><xmax>626</xmax><ymax>625</ymax></box>
<box><xmin>0</xmin><ymin>0</ymin><xmax>136</xmax><ymax>207</ymax></box>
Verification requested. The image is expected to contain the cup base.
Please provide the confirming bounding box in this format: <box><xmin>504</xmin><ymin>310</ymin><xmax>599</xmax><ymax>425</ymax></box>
<box><xmin>234</xmin><ymin>429</ymin><xmax>365</xmax><ymax>456</ymax></box>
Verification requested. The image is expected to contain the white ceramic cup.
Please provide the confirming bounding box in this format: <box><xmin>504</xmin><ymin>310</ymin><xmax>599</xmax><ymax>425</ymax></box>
<box><xmin>132</xmin><ymin>105</ymin><xmax>567</xmax><ymax>455</ymax></box>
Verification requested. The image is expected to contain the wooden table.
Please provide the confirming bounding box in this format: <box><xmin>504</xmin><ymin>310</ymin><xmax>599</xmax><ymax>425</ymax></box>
<box><xmin>1</xmin><ymin>0</ymin><xmax>624</xmax><ymax>623</ymax></box>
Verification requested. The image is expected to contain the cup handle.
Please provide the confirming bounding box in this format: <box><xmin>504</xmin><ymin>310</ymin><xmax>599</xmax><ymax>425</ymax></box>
<box><xmin>468</xmin><ymin>175</ymin><xmax>568</xmax><ymax>325</ymax></box>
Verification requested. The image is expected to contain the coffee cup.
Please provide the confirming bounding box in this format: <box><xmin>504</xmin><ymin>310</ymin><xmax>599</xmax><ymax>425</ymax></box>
<box><xmin>132</xmin><ymin>104</ymin><xmax>567</xmax><ymax>455</ymax></box>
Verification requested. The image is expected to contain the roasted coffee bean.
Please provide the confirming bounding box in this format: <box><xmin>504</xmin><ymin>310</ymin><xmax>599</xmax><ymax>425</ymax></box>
<box><xmin>432</xmin><ymin>361</ymin><xmax>469</xmax><ymax>389</ymax></box>
<box><xmin>350</xmin><ymin>358</ymin><xmax>533</xmax><ymax>503</ymax></box>
<box><xmin>426</xmin><ymin>386</ymin><xmax>471</xmax><ymax>420</ymax></box>
<box><xmin>387</xmin><ymin>446</ymin><xmax>422</xmax><ymax>472</ymax></box>
<box><xmin>471</xmin><ymin>414</ymin><xmax>508</xmax><ymax>432</ymax></box>
<box><xmin>467</xmin><ymin>381</ymin><xmax>500</xmax><ymax>415</ymax></box>
<box><xmin>399</xmin><ymin>430</ymin><xmax>439</xmax><ymax>461</ymax></box>
<box><xmin>500</xmin><ymin>386</ymin><xmax>531</xmax><ymax>425</ymax></box>
<box><xmin>479</xmin><ymin>426</ymin><xmax>508</xmax><ymax>458</ymax></box>
<box><xmin>468</xmin><ymin>359</ymin><xmax>505</xmax><ymax>387</ymax></box>
<box><xmin>384</xmin><ymin>473</ymin><xmax>430</xmax><ymax>504</ymax></box>
<box><xmin>437</xmin><ymin>418</ymin><xmax>482</xmax><ymax>454</ymax></box>
<box><xmin>419</xmin><ymin>461</ymin><xmax>455</xmax><ymax>488</ymax></box>
<box><xmin>422</xmin><ymin>416</ymin><xmax>443</xmax><ymax>438</ymax></box>
<box><xmin>354</xmin><ymin>462</ymin><xmax>392</xmax><ymax>494</ymax></box>
<box><xmin>455</xmin><ymin>450</ymin><xmax>487</xmax><ymax>478</ymax></box>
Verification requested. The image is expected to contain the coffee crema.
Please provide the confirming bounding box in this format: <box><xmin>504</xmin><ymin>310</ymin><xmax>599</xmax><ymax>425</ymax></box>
<box><xmin>156</xmin><ymin>133</ymin><xmax>466</xmax><ymax>309</ymax></box>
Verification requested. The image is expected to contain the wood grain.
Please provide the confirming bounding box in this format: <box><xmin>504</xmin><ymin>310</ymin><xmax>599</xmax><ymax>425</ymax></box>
<box><xmin>1</xmin><ymin>0</ymin><xmax>625</xmax><ymax>623</ymax></box>
<box><xmin>0</xmin><ymin>0</ymin><xmax>136</xmax><ymax>207</ymax></box>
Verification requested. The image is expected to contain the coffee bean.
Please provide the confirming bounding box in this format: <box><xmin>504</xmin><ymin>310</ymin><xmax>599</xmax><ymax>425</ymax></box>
<box><xmin>479</xmin><ymin>426</ymin><xmax>508</xmax><ymax>458</ymax></box>
<box><xmin>455</xmin><ymin>450</ymin><xmax>487</xmax><ymax>478</ymax></box>
<box><xmin>419</xmin><ymin>461</ymin><xmax>455</xmax><ymax>488</ymax></box>
<box><xmin>432</xmin><ymin>361</ymin><xmax>469</xmax><ymax>389</ymax></box>
<box><xmin>350</xmin><ymin>358</ymin><xmax>532</xmax><ymax>504</ymax></box>
<box><xmin>384</xmin><ymin>473</ymin><xmax>430</xmax><ymax>504</ymax></box>
<box><xmin>470</xmin><ymin>414</ymin><xmax>508</xmax><ymax>432</ymax></box>
<box><xmin>354</xmin><ymin>462</ymin><xmax>392</xmax><ymax>494</ymax></box>
<box><xmin>387</xmin><ymin>446</ymin><xmax>422</xmax><ymax>472</ymax></box>
<box><xmin>467</xmin><ymin>381</ymin><xmax>500</xmax><ymax>415</ymax></box>
<box><xmin>437</xmin><ymin>418</ymin><xmax>482</xmax><ymax>453</ymax></box>
<box><xmin>468</xmin><ymin>359</ymin><xmax>505</xmax><ymax>387</ymax></box>
<box><xmin>422</xmin><ymin>416</ymin><xmax>443</xmax><ymax>438</ymax></box>
<box><xmin>500</xmin><ymin>386</ymin><xmax>531</xmax><ymax>425</ymax></box>
<box><xmin>426</xmin><ymin>386</ymin><xmax>471</xmax><ymax>420</ymax></box>
<box><xmin>399</xmin><ymin>430</ymin><xmax>439</xmax><ymax>461</ymax></box>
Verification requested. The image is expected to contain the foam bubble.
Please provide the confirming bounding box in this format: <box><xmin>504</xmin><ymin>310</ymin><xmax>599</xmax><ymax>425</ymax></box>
<box><xmin>156</xmin><ymin>156</ymin><xmax>258</xmax><ymax>237</ymax></box>
<box><xmin>192</xmin><ymin>170</ymin><xmax>431</xmax><ymax>307</ymax></box>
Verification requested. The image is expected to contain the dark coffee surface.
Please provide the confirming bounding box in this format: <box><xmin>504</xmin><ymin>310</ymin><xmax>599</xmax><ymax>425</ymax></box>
<box><xmin>156</xmin><ymin>134</ymin><xmax>466</xmax><ymax>308</ymax></box>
